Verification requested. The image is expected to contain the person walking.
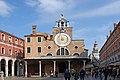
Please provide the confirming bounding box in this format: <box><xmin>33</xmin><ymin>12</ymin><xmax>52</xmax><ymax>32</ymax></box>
<box><xmin>64</xmin><ymin>69</ymin><xmax>71</xmax><ymax>80</ymax></box>
<box><xmin>103</xmin><ymin>68</ymin><xmax>109</xmax><ymax>80</ymax></box>
<box><xmin>74</xmin><ymin>71</ymin><xmax>79</xmax><ymax>80</ymax></box>
<box><xmin>99</xmin><ymin>69</ymin><xmax>103</xmax><ymax>80</ymax></box>
<box><xmin>55</xmin><ymin>70</ymin><xmax>58</xmax><ymax>78</ymax></box>
<box><xmin>80</xmin><ymin>69</ymin><xmax>85</xmax><ymax>80</ymax></box>
<box><xmin>112</xmin><ymin>68</ymin><xmax>117</xmax><ymax>80</ymax></box>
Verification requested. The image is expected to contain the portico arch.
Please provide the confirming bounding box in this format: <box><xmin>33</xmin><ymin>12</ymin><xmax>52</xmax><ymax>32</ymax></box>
<box><xmin>8</xmin><ymin>60</ymin><xmax>12</xmax><ymax>76</ymax></box>
<box><xmin>14</xmin><ymin>60</ymin><xmax>19</xmax><ymax>76</ymax></box>
<box><xmin>1</xmin><ymin>59</ymin><xmax>6</xmax><ymax>76</ymax></box>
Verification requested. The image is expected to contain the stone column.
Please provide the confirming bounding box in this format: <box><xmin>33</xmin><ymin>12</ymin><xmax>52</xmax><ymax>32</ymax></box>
<box><xmin>53</xmin><ymin>61</ymin><xmax>56</xmax><ymax>76</ymax></box>
<box><xmin>17</xmin><ymin>61</ymin><xmax>19</xmax><ymax>76</ymax></box>
<box><xmin>5</xmin><ymin>61</ymin><xmax>8</xmax><ymax>77</ymax></box>
<box><xmin>60</xmin><ymin>22</ymin><xmax>61</xmax><ymax>27</ymax></box>
<box><xmin>0</xmin><ymin>60</ymin><xmax>1</xmax><ymax>71</ymax></box>
<box><xmin>64</xmin><ymin>48</ymin><xmax>66</xmax><ymax>55</ymax></box>
<box><xmin>68</xmin><ymin>61</ymin><xmax>71</xmax><ymax>71</ymax></box>
<box><xmin>60</xmin><ymin>47</ymin><xmax>61</xmax><ymax>55</ymax></box>
<box><xmin>25</xmin><ymin>61</ymin><xmax>27</xmax><ymax>77</ymax></box>
<box><xmin>39</xmin><ymin>61</ymin><xmax>41</xmax><ymax>77</ymax></box>
<box><xmin>83</xmin><ymin>60</ymin><xmax>86</xmax><ymax>70</ymax></box>
<box><xmin>12</xmin><ymin>62</ymin><xmax>14</xmax><ymax>76</ymax></box>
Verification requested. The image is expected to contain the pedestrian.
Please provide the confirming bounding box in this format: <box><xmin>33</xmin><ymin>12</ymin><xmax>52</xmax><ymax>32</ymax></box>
<box><xmin>103</xmin><ymin>68</ymin><xmax>109</xmax><ymax>80</ymax></box>
<box><xmin>99</xmin><ymin>69</ymin><xmax>103</xmax><ymax>80</ymax></box>
<box><xmin>112</xmin><ymin>68</ymin><xmax>117</xmax><ymax>80</ymax></box>
<box><xmin>64</xmin><ymin>69</ymin><xmax>71</xmax><ymax>80</ymax></box>
<box><xmin>55</xmin><ymin>70</ymin><xmax>58</xmax><ymax>78</ymax></box>
<box><xmin>80</xmin><ymin>69</ymin><xmax>85</xmax><ymax>80</ymax></box>
<box><xmin>95</xmin><ymin>70</ymin><xmax>99</xmax><ymax>78</ymax></box>
<box><xmin>74</xmin><ymin>71</ymin><xmax>79</xmax><ymax>80</ymax></box>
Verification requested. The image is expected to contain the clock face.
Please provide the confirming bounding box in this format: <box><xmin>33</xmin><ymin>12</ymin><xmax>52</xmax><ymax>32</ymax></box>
<box><xmin>54</xmin><ymin>33</ymin><xmax>71</xmax><ymax>46</ymax></box>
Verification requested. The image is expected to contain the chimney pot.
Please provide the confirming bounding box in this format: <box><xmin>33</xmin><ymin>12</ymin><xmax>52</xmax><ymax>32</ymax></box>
<box><xmin>114</xmin><ymin>23</ymin><xmax>117</xmax><ymax>29</ymax></box>
<box><xmin>32</xmin><ymin>25</ymin><xmax>36</xmax><ymax>35</ymax></box>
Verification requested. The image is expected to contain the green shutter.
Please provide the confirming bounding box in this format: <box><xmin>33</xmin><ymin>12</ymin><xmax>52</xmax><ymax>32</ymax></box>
<box><xmin>38</xmin><ymin>47</ymin><xmax>41</xmax><ymax>53</ymax></box>
<box><xmin>27</xmin><ymin>38</ymin><xmax>30</xmax><ymax>42</ymax></box>
<box><xmin>38</xmin><ymin>37</ymin><xmax>41</xmax><ymax>42</ymax></box>
<box><xmin>27</xmin><ymin>47</ymin><xmax>30</xmax><ymax>53</ymax></box>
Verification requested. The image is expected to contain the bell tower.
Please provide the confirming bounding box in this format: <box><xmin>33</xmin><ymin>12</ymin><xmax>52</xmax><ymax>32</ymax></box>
<box><xmin>53</xmin><ymin>14</ymin><xmax>72</xmax><ymax>39</ymax></box>
<box><xmin>55</xmin><ymin>14</ymin><xmax>69</xmax><ymax>28</ymax></box>
<box><xmin>92</xmin><ymin>41</ymin><xmax>99</xmax><ymax>60</ymax></box>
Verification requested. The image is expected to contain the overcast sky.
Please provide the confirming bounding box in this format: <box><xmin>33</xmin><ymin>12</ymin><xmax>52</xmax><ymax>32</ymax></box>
<box><xmin>0</xmin><ymin>0</ymin><xmax>120</xmax><ymax>54</ymax></box>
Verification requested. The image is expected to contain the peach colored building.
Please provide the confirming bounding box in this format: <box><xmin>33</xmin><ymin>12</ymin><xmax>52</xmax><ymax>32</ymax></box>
<box><xmin>99</xmin><ymin>22</ymin><xmax>120</xmax><ymax>67</ymax></box>
<box><xmin>24</xmin><ymin>15</ymin><xmax>89</xmax><ymax>77</ymax></box>
<box><xmin>0</xmin><ymin>29</ymin><xmax>24</xmax><ymax>77</ymax></box>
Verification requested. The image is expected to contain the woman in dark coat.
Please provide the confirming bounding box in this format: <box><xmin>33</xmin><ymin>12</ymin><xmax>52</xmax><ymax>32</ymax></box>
<box><xmin>64</xmin><ymin>69</ymin><xmax>71</xmax><ymax>80</ymax></box>
<box><xmin>80</xmin><ymin>69</ymin><xmax>85</xmax><ymax>80</ymax></box>
<box><xmin>74</xmin><ymin>71</ymin><xmax>79</xmax><ymax>80</ymax></box>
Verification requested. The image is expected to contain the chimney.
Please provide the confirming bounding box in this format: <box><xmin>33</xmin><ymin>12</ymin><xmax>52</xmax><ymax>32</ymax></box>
<box><xmin>32</xmin><ymin>25</ymin><xmax>36</xmax><ymax>35</ymax></box>
<box><xmin>114</xmin><ymin>23</ymin><xmax>117</xmax><ymax>29</ymax></box>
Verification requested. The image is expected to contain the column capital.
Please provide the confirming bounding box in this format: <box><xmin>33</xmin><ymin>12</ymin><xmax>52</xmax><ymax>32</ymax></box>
<box><xmin>83</xmin><ymin>60</ymin><xmax>86</xmax><ymax>62</ymax></box>
<box><xmin>68</xmin><ymin>60</ymin><xmax>71</xmax><ymax>62</ymax></box>
<box><xmin>53</xmin><ymin>61</ymin><xmax>56</xmax><ymax>63</ymax></box>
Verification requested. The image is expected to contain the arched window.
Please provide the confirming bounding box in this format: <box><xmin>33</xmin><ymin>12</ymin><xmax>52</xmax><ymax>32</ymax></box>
<box><xmin>61</xmin><ymin>22</ymin><xmax>64</xmax><ymax>27</ymax></box>
<box><xmin>73</xmin><ymin>53</ymin><xmax>79</xmax><ymax>56</ymax></box>
<box><xmin>57</xmin><ymin>48</ymin><xmax>69</xmax><ymax>55</ymax></box>
<box><xmin>47</xmin><ymin>53</ymin><xmax>52</xmax><ymax>56</ymax></box>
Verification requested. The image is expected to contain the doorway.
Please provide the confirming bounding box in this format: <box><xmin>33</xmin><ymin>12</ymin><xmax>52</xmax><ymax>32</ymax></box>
<box><xmin>58</xmin><ymin>62</ymin><xmax>67</xmax><ymax>73</ymax></box>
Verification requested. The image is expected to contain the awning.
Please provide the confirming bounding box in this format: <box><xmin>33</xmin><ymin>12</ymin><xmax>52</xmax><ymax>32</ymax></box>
<box><xmin>85</xmin><ymin>64</ymin><xmax>94</xmax><ymax>68</ymax></box>
<box><xmin>109</xmin><ymin>61</ymin><xmax>120</xmax><ymax>66</ymax></box>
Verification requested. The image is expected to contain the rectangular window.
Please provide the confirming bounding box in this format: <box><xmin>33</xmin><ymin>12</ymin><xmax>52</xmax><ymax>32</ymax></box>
<box><xmin>27</xmin><ymin>37</ymin><xmax>30</xmax><ymax>42</ymax></box>
<box><xmin>9</xmin><ymin>36</ymin><xmax>12</xmax><ymax>42</ymax></box>
<box><xmin>38</xmin><ymin>37</ymin><xmax>41</xmax><ymax>42</ymax></box>
<box><xmin>38</xmin><ymin>47</ymin><xmax>41</xmax><ymax>53</ymax></box>
<box><xmin>20</xmin><ymin>41</ymin><xmax>22</xmax><ymax>46</ymax></box>
<box><xmin>9</xmin><ymin>49</ymin><xmax>12</xmax><ymax>55</ymax></box>
<box><xmin>15</xmin><ymin>39</ymin><xmax>18</xmax><ymax>44</ymax></box>
<box><xmin>27</xmin><ymin>47</ymin><xmax>30</xmax><ymax>53</ymax></box>
<box><xmin>2</xmin><ymin>34</ymin><xmax>5</xmax><ymax>40</ymax></box>
<box><xmin>2</xmin><ymin>48</ymin><xmax>5</xmax><ymax>54</ymax></box>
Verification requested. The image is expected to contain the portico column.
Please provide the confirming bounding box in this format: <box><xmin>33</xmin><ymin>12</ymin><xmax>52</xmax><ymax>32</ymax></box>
<box><xmin>39</xmin><ymin>61</ymin><xmax>41</xmax><ymax>77</ymax></box>
<box><xmin>0</xmin><ymin>60</ymin><xmax>1</xmax><ymax>71</ymax></box>
<box><xmin>5</xmin><ymin>61</ymin><xmax>8</xmax><ymax>77</ymax></box>
<box><xmin>53</xmin><ymin>61</ymin><xmax>56</xmax><ymax>75</ymax></box>
<box><xmin>17</xmin><ymin>61</ymin><xmax>19</xmax><ymax>76</ymax></box>
<box><xmin>68</xmin><ymin>61</ymin><xmax>71</xmax><ymax>71</ymax></box>
<box><xmin>83</xmin><ymin>60</ymin><xmax>86</xmax><ymax>70</ymax></box>
<box><xmin>25</xmin><ymin>61</ymin><xmax>27</xmax><ymax>77</ymax></box>
<box><xmin>12</xmin><ymin>62</ymin><xmax>14</xmax><ymax>76</ymax></box>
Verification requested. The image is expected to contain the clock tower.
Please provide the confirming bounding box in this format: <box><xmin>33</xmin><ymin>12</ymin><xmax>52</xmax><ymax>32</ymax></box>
<box><xmin>53</xmin><ymin>14</ymin><xmax>72</xmax><ymax>46</ymax></box>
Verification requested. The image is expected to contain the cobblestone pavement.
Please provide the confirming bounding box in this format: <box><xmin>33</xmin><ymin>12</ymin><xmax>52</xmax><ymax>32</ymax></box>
<box><xmin>3</xmin><ymin>76</ymin><xmax>120</xmax><ymax>80</ymax></box>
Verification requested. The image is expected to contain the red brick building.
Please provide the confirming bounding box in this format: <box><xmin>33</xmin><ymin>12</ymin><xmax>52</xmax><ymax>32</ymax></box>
<box><xmin>99</xmin><ymin>22</ymin><xmax>120</xmax><ymax>67</ymax></box>
<box><xmin>0</xmin><ymin>29</ymin><xmax>24</xmax><ymax>77</ymax></box>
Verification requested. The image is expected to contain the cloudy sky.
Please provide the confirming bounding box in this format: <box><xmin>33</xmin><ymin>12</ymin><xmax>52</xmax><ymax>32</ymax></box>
<box><xmin>0</xmin><ymin>0</ymin><xmax>120</xmax><ymax>54</ymax></box>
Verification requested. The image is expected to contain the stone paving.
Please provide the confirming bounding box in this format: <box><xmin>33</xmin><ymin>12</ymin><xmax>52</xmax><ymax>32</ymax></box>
<box><xmin>2</xmin><ymin>76</ymin><xmax>120</xmax><ymax>80</ymax></box>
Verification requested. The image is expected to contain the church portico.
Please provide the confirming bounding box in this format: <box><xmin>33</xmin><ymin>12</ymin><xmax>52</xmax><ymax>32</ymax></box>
<box><xmin>24</xmin><ymin>15</ymin><xmax>90</xmax><ymax>77</ymax></box>
<box><xmin>25</xmin><ymin>56</ymin><xmax>89</xmax><ymax>77</ymax></box>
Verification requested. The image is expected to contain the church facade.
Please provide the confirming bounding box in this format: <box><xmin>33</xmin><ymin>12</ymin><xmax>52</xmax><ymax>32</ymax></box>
<box><xmin>24</xmin><ymin>15</ymin><xmax>89</xmax><ymax>77</ymax></box>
